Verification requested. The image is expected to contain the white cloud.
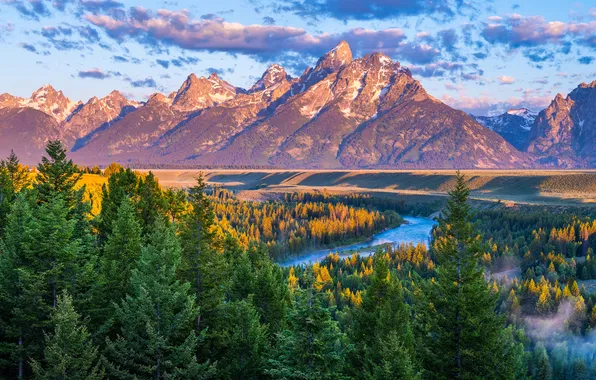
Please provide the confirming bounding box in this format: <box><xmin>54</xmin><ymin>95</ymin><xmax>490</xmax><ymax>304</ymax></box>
<box><xmin>497</xmin><ymin>75</ymin><xmax>515</xmax><ymax>84</ymax></box>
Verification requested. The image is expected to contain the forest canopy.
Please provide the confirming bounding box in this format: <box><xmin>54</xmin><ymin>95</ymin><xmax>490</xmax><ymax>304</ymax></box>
<box><xmin>1</xmin><ymin>141</ymin><xmax>596</xmax><ymax>379</ymax></box>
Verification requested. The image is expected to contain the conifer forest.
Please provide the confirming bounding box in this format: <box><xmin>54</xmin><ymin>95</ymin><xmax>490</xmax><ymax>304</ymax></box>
<box><xmin>2</xmin><ymin>141</ymin><xmax>596</xmax><ymax>379</ymax></box>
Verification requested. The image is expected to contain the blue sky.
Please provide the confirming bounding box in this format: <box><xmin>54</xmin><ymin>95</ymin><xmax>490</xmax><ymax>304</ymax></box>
<box><xmin>1</xmin><ymin>0</ymin><xmax>595</xmax><ymax>115</ymax></box>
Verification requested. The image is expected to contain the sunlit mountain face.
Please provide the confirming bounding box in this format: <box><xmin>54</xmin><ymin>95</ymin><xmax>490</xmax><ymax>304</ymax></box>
<box><xmin>0</xmin><ymin>0</ymin><xmax>595</xmax><ymax>168</ymax></box>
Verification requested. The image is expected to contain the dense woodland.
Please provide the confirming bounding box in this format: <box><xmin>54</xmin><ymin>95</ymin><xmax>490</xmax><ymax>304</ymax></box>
<box><xmin>209</xmin><ymin>189</ymin><xmax>402</xmax><ymax>260</ymax></box>
<box><xmin>1</xmin><ymin>141</ymin><xmax>596</xmax><ymax>378</ymax></box>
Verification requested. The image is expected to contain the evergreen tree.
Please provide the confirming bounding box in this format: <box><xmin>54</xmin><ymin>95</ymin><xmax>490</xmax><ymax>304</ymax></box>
<box><xmin>103</xmin><ymin>219</ymin><xmax>213</xmax><ymax>379</ymax></box>
<box><xmin>97</xmin><ymin>197</ymin><xmax>142</xmax><ymax>322</ymax></box>
<box><xmin>247</xmin><ymin>243</ymin><xmax>288</xmax><ymax>336</ymax></box>
<box><xmin>179</xmin><ymin>176</ymin><xmax>226</xmax><ymax>337</ymax></box>
<box><xmin>163</xmin><ymin>187</ymin><xmax>188</xmax><ymax>223</ymax></box>
<box><xmin>414</xmin><ymin>172</ymin><xmax>520</xmax><ymax>379</ymax></box>
<box><xmin>532</xmin><ymin>343</ymin><xmax>552</xmax><ymax>380</ymax></box>
<box><xmin>136</xmin><ymin>171</ymin><xmax>167</xmax><ymax>234</ymax></box>
<box><xmin>349</xmin><ymin>257</ymin><xmax>417</xmax><ymax>379</ymax></box>
<box><xmin>0</xmin><ymin>150</ymin><xmax>30</xmax><ymax>238</ymax></box>
<box><xmin>1</xmin><ymin>150</ymin><xmax>30</xmax><ymax>193</ymax></box>
<box><xmin>30</xmin><ymin>292</ymin><xmax>103</xmax><ymax>379</ymax></box>
<box><xmin>0</xmin><ymin>193</ymin><xmax>82</xmax><ymax>377</ymax></box>
<box><xmin>0</xmin><ymin>193</ymin><xmax>37</xmax><ymax>378</ymax></box>
<box><xmin>35</xmin><ymin>140</ymin><xmax>81</xmax><ymax>208</ymax></box>
<box><xmin>569</xmin><ymin>356</ymin><xmax>588</xmax><ymax>380</ymax></box>
<box><xmin>96</xmin><ymin>167</ymin><xmax>138</xmax><ymax>242</ymax></box>
<box><xmin>550</xmin><ymin>342</ymin><xmax>568</xmax><ymax>379</ymax></box>
<box><xmin>34</xmin><ymin>141</ymin><xmax>93</xmax><ymax>252</ymax></box>
<box><xmin>0</xmin><ymin>164</ymin><xmax>13</xmax><ymax>239</ymax></box>
<box><xmin>266</xmin><ymin>284</ymin><xmax>349</xmax><ymax>380</ymax></box>
<box><xmin>211</xmin><ymin>299</ymin><xmax>269</xmax><ymax>379</ymax></box>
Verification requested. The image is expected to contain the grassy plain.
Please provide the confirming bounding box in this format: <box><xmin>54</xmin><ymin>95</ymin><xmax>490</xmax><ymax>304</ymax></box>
<box><xmin>138</xmin><ymin>169</ymin><xmax>596</xmax><ymax>206</ymax></box>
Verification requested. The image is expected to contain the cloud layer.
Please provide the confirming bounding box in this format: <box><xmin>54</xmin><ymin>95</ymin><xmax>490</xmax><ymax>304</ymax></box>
<box><xmin>482</xmin><ymin>14</ymin><xmax>596</xmax><ymax>50</ymax></box>
<box><xmin>84</xmin><ymin>7</ymin><xmax>441</xmax><ymax>64</ymax></box>
<box><xmin>278</xmin><ymin>0</ymin><xmax>473</xmax><ymax>21</ymax></box>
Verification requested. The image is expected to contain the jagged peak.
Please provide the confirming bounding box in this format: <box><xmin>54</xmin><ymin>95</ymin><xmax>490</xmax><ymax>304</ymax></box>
<box><xmin>506</xmin><ymin>108</ymin><xmax>536</xmax><ymax>116</ymax></box>
<box><xmin>506</xmin><ymin>108</ymin><xmax>537</xmax><ymax>123</ymax></box>
<box><xmin>180</xmin><ymin>73</ymin><xmax>200</xmax><ymax>85</ymax></box>
<box><xmin>108</xmin><ymin>90</ymin><xmax>134</xmax><ymax>104</ymax></box>
<box><xmin>107</xmin><ymin>89</ymin><xmax>123</xmax><ymax>97</ymax></box>
<box><xmin>314</xmin><ymin>40</ymin><xmax>353</xmax><ymax>73</ymax></box>
<box><xmin>579</xmin><ymin>80</ymin><xmax>596</xmax><ymax>89</ymax></box>
<box><xmin>330</xmin><ymin>40</ymin><xmax>351</xmax><ymax>56</ymax></box>
<box><xmin>0</xmin><ymin>92</ymin><xmax>19</xmax><ymax>100</ymax></box>
<box><xmin>367</xmin><ymin>52</ymin><xmax>392</xmax><ymax>65</ymax></box>
<box><xmin>31</xmin><ymin>84</ymin><xmax>60</xmax><ymax>98</ymax></box>
<box><xmin>249</xmin><ymin>64</ymin><xmax>289</xmax><ymax>92</ymax></box>
<box><xmin>554</xmin><ymin>93</ymin><xmax>566</xmax><ymax>103</ymax></box>
<box><xmin>147</xmin><ymin>92</ymin><xmax>171</xmax><ymax>106</ymax></box>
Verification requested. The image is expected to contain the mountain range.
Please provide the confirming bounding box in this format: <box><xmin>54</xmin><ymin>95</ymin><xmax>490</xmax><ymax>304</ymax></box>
<box><xmin>1</xmin><ymin>41</ymin><xmax>595</xmax><ymax>169</ymax></box>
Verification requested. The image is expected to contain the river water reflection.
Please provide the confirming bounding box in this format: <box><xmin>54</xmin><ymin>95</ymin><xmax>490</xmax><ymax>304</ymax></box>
<box><xmin>279</xmin><ymin>216</ymin><xmax>436</xmax><ymax>267</ymax></box>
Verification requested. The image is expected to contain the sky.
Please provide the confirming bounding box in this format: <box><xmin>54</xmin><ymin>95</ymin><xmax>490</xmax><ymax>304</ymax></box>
<box><xmin>0</xmin><ymin>0</ymin><xmax>595</xmax><ymax>116</ymax></box>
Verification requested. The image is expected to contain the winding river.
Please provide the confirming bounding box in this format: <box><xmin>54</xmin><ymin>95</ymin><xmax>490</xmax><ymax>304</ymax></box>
<box><xmin>279</xmin><ymin>216</ymin><xmax>436</xmax><ymax>267</ymax></box>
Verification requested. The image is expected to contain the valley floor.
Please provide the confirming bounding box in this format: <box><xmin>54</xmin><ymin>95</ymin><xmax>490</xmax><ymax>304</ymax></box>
<box><xmin>141</xmin><ymin>169</ymin><xmax>596</xmax><ymax>206</ymax></box>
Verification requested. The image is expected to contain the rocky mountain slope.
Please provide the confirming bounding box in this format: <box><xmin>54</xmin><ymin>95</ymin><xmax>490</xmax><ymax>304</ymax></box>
<box><xmin>525</xmin><ymin>81</ymin><xmax>596</xmax><ymax>168</ymax></box>
<box><xmin>473</xmin><ymin>108</ymin><xmax>537</xmax><ymax>151</ymax></box>
<box><xmin>0</xmin><ymin>41</ymin><xmax>592</xmax><ymax>169</ymax></box>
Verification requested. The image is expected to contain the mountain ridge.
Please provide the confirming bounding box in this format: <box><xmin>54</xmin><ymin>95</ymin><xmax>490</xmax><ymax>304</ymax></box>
<box><xmin>0</xmin><ymin>41</ymin><xmax>594</xmax><ymax>169</ymax></box>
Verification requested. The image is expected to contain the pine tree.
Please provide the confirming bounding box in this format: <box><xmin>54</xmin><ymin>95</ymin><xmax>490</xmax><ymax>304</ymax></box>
<box><xmin>97</xmin><ymin>197</ymin><xmax>142</xmax><ymax>320</ymax></box>
<box><xmin>1</xmin><ymin>150</ymin><xmax>30</xmax><ymax>193</ymax></box>
<box><xmin>0</xmin><ymin>150</ymin><xmax>30</xmax><ymax>238</ymax></box>
<box><xmin>570</xmin><ymin>356</ymin><xmax>588</xmax><ymax>380</ymax></box>
<box><xmin>30</xmin><ymin>292</ymin><xmax>103</xmax><ymax>379</ymax></box>
<box><xmin>0</xmin><ymin>193</ymin><xmax>82</xmax><ymax>377</ymax></box>
<box><xmin>34</xmin><ymin>141</ymin><xmax>93</xmax><ymax>253</ymax></box>
<box><xmin>97</xmin><ymin>167</ymin><xmax>139</xmax><ymax>242</ymax></box>
<box><xmin>0</xmin><ymin>164</ymin><xmax>13</xmax><ymax>238</ymax></box>
<box><xmin>27</xmin><ymin>195</ymin><xmax>81</xmax><ymax>308</ymax></box>
<box><xmin>266</xmin><ymin>283</ymin><xmax>349</xmax><ymax>380</ymax></box>
<box><xmin>211</xmin><ymin>299</ymin><xmax>269</xmax><ymax>378</ymax></box>
<box><xmin>103</xmin><ymin>219</ymin><xmax>214</xmax><ymax>379</ymax></box>
<box><xmin>248</xmin><ymin>243</ymin><xmax>288</xmax><ymax>336</ymax></box>
<box><xmin>414</xmin><ymin>172</ymin><xmax>520</xmax><ymax>379</ymax></box>
<box><xmin>163</xmin><ymin>187</ymin><xmax>188</xmax><ymax>223</ymax></box>
<box><xmin>551</xmin><ymin>342</ymin><xmax>568</xmax><ymax>379</ymax></box>
<box><xmin>35</xmin><ymin>140</ymin><xmax>81</xmax><ymax>208</ymax></box>
<box><xmin>0</xmin><ymin>193</ymin><xmax>38</xmax><ymax>378</ymax></box>
<box><xmin>136</xmin><ymin>171</ymin><xmax>167</xmax><ymax>234</ymax></box>
<box><xmin>532</xmin><ymin>343</ymin><xmax>552</xmax><ymax>380</ymax></box>
<box><xmin>349</xmin><ymin>257</ymin><xmax>417</xmax><ymax>379</ymax></box>
<box><xmin>179</xmin><ymin>176</ymin><xmax>226</xmax><ymax>338</ymax></box>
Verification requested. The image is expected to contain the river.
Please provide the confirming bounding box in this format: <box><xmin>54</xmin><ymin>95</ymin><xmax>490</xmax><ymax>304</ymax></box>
<box><xmin>279</xmin><ymin>216</ymin><xmax>436</xmax><ymax>267</ymax></box>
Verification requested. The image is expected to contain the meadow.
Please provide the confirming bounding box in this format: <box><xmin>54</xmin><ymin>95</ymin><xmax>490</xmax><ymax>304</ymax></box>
<box><xmin>140</xmin><ymin>169</ymin><xmax>596</xmax><ymax>206</ymax></box>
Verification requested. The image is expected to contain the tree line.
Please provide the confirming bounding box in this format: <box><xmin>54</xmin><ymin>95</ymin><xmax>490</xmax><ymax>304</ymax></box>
<box><xmin>209</xmin><ymin>188</ymin><xmax>402</xmax><ymax>260</ymax></box>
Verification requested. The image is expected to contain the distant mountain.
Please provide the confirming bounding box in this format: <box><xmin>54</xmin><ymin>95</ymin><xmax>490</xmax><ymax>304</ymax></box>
<box><xmin>472</xmin><ymin>108</ymin><xmax>537</xmax><ymax>150</ymax></box>
<box><xmin>0</xmin><ymin>85</ymin><xmax>81</xmax><ymax>122</ymax></box>
<box><xmin>171</xmin><ymin>73</ymin><xmax>238</xmax><ymax>112</ymax></box>
<box><xmin>0</xmin><ymin>85</ymin><xmax>77</xmax><ymax>160</ymax></box>
<box><xmin>71</xmin><ymin>92</ymin><xmax>184</xmax><ymax>162</ymax></box>
<box><xmin>64</xmin><ymin>90</ymin><xmax>139</xmax><ymax>149</ymax></box>
<box><xmin>0</xmin><ymin>107</ymin><xmax>60</xmax><ymax>161</ymax></box>
<box><xmin>6</xmin><ymin>41</ymin><xmax>595</xmax><ymax>169</ymax></box>
<box><xmin>526</xmin><ymin>81</ymin><xmax>596</xmax><ymax>168</ymax></box>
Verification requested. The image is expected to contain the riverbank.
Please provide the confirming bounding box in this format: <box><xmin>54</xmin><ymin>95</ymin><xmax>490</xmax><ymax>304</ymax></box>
<box><xmin>278</xmin><ymin>216</ymin><xmax>436</xmax><ymax>267</ymax></box>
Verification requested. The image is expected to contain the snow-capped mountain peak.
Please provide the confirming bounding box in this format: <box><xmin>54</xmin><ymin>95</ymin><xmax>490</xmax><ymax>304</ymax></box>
<box><xmin>506</xmin><ymin>108</ymin><xmax>537</xmax><ymax>122</ymax></box>
<box><xmin>472</xmin><ymin>108</ymin><xmax>538</xmax><ymax>150</ymax></box>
